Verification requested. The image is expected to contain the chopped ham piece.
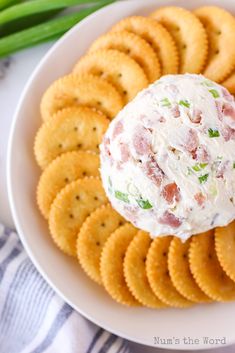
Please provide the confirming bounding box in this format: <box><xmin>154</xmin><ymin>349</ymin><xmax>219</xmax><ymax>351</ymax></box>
<box><xmin>159</xmin><ymin>211</ymin><xmax>182</xmax><ymax>228</ymax></box>
<box><xmin>132</xmin><ymin>126</ymin><xmax>151</xmax><ymax>155</ymax></box>
<box><xmin>194</xmin><ymin>192</ymin><xmax>206</xmax><ymax>206</ymax></box>
<box><xmin>112</xmin><ymin>120</ymin><xmax>123</xmax><ymax>139</ymax></box>
<box><xmin>171</xmin><ymin>105</ymin><xmax>180</xmax><ymax>118</ymax></box>
<box><xmin>222</xmin><ymin>87</ymin><xmax>234</xmax><ymax>102</ymax></box>
<box><xmin>189</xmin><ymin>109</ymin><xmax>202</xmax><ymax>124</ymax></box>
<box><xmin>162</xmin><ymin>183</ymin><xmax>181</xmax><ymax>204</ymax></box>
<box><xmin>222</xmin><ymin>103</ymin><xmax>235</xmax><ymax>120</ymax></box>
<box><xmin>216</xmin><ymin>161</ymin><xmax>229</xmax><ymax>179</ymax></box>
<box><xmin>102</xmin><ymin>137</ymin><xmax>111</xmax><ymax>157</ymax></box>
<box><xmin>143</xmin><ymin>155</ymin><xmax>165</xmax><ymax>187</ymax></box>
<box><xmin>194</xmin><ymin>145</ymin><xmax>211</xmax><ymax>163</ymax></box>
<box><xmin>221</xmin><ymin>125</ymin><xmax>235</xmax><ymax>141</ymax></box>
<box><xmin>120</xmin><ymin>143</ymin><xmax>130</xmax><ymax>163</ymax></box>
<box><xmin>184</xmin><ymin>129</ymin><xmax>199</xmax><ymax>152</ymax></box>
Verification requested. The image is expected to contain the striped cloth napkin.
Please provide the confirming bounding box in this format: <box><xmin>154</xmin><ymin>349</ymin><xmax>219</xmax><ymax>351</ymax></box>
<box><xmin>0</xmin><ymin>224</ymin><xmax>130</xmax><ymax>353</ymax></box>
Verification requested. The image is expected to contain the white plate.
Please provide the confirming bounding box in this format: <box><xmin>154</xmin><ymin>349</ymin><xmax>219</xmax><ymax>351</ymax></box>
<box><xmin>7</xmin><ymin>0</ymin><xmax>235</xmax><ymax>350</ymax></box>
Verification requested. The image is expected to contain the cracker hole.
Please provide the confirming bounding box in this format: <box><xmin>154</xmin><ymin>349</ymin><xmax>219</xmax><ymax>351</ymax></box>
<box><xmin>208</xmin><ymin>253</ymin><xmax>213</xmax><ymax>260</ymax></box>
<box><xmin>121</xmin><ymin>253</ymin><xmax>125</xmax><ymax>260</ymax></box>
<box><xmin>126</xmin><ymin>49</ymin><xmax>131</xmax><ymax>54</ymax></box>
<box><xmin>58</xmin><ymin>143</ymin><xmax>63</xmax><ymax>149</ymax></box>
<box><xmin>64</xmin><ymin>177</ymin><xmax>69</xmax><ymax>183</ymax></box>
<box><xmin>142</xmin><ymin>256</ymin><xmax>146</xmax><ymax>263</ymax></box>
<box><xmin>215</xmin><ymin>49</ymin><xmax>220</xmax><ymax>55</ymax></box>
<box><xmin>182</xmin><ymin>44</ymin><xmax>187</xmax><ymax>50</ymax></box>
<box><xmin>216</xmin><ymin>30</ymin><xmax>221</xmax><ymax>35</ymax></box>
<box><xmin>77</xmin><ymin>143</ymin><xmax>82</xmax><ymax>148</ymax></box>
<box><xmin>92</xmin><ymin>126</ymin><xmax>97</xmax><ymax>132</ymax></box>
<box><xmin>183</xmin><ymin>253</ymin><xmax>187</xmax><ymax>259</ymax></box>
<box><xmin>118</xmin><ymin>73</ymin><xmax>122</xmax><ymax>78</ymax></box>
<box><xmin>96</xmin><ymin>241</ymin><xmax>100</xmax><ymax>246</ymax></box>
<box><xmin>101</xmin><ymin>222</ymin><xmax>106</xmax><ymax>227</ymax></box>
<box><xmin>75</xmin><ymin>195</ymin><xmax>80</xmax><ymax>201</ymax></box>
<box><xmin>163</xmin><ymin>251</ymin><xmax>167</xmax><ymax>257</ymax></box>
<box><xmin>74</xmin><ymin>126</ymin><xmax>78</xmax><ymax>131</ymax></box>
<box><xmin>94</xmin><ymin>196</ymin><xmax>99</xmax><ymax>201</ymax></box>
<box><xmin>82</xmin><ymin>171</ymin><xmax>87</xmax><ymax>176</ymax></box>
<box><xmin>165</xmin><ymin>270</ymin><xmax>170</xmax><ymax>277</ymax></box>
<box><xmin>96</xmin><ymin>144</ymin><xmax>99</xmax><ymax>149</ymax></box>
<box><xmin>69</xmin><ymin>213</ymin><xmax>74</xmax><ymax>219</ymax></box>
<box><xmin>99</xmin><ymin>71</ymin><xmax>104</xmax><ymax>76</ymax></box>
<box><xmin>119</xmin><ymin>221</ymin><xmax>124</xmax><ymax>226</ymax></box>
<box><xmin>123</xmin><ymin>90</ymin><xmax>127</xmax><ymax>95</ymax></box>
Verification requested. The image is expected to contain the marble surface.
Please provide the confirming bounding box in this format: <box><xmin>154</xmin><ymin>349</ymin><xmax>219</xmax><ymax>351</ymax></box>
<box><xmin>1</xmin><ymin>39</ymin><xmax>235</xmax><ymax>353</ymax></box>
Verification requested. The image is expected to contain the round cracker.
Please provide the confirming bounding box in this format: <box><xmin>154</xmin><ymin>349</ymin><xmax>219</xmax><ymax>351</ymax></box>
<box><xmin>73</xmin><ymin>49</ymin><xmax>148</xmax><ymax>103</ymax></box>
<box><xmin>222</xmin><ymin>70</ymin><xmax>235</xmax><ymax>94</ymax></box>
<box><xmin>189</xmin><ymin>230</ymin><xmax>235</xmax><ymax>301</ymax></box>
<box><xmin>146</xmin><ymin>236</ymin><xmax>193</xmax><ymax>308</ymax></box>
<box><xmin>111</xmin><ymin>16</ymin><xmax>178</xmax><ymax>75</ymax></box>
<box><xmin>194</xmin><ymin>6</ymin><xmax>235</xmax><ymax>82</ymax></box>
<box><xmin>89</xmin><ymin>30</ymin><xmax>161</xmax><ymax>82</ymax></box>
<box><xmin>40</xmin><ymin>73</ymin><xmax>124</xmax><ymax>120</ymax></box>
<box><xmin>49</xmin><ymin>177</ymin><xmax>108</xmax><ymax>257</ymax></box>
<box><xmin>150</xmin><ymin>6</ymin><xmax>208</xmax><ymax>74</ymax></box>
<box><xmin>215</xmin><ymin>221</ymin><xmax>235</xmax><ymax>283</ymax></box>
<box><xmin>168</xmin><ymin>237</ymin><xmax>211</xmax><ymax>303</ymax></box>
<box><xmin>124</xmin><ymin>231</ymin><xmax>166</xmax><ymax>308</ymax></box>
<box><xmin>37</xmin><ymin>151</ymin><xmax>100</xmax><ymax>219</ymax></box>
<box><xmin>77</xmin><ymin>204</ymin><xmax>125</xmax><ymax>285</ymax></box>
<box><xmin>34</xmin><ymin>106</ymin><xmax>109</xmax><ymax>169</ymax></box>
<box><xmin>100</xmin><ymin>223</ymin><xmax>140</xmax><ymax>306</ymax></box>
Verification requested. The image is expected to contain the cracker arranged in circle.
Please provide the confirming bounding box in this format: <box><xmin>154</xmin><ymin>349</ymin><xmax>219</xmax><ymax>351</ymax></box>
<box><xmin>37</xmin><ymin>151</ymin><xmax>100</xmax><ymax>219</ymax></box>
<box><xmin>49</xmin><ymin>177</ymin><xmax>108</xmax><ymax>257</ymax></box>
<box><xmin>77</xmin><ymin>204</ymin><xmax>125</xmax><ymax>285</ymax></box>
<box><xmin>124</xmin><ymin>231</ymin><xmax>166</xmax><ymax>308</ymax></box>
<box><xmin>111</xmin><ymin>16</ymin><xmax>178</xmax><ymax>75</ymax></box>
<box><xmin>40</xmin><ymin>73</ymin><xmax>124</xmax><ymax>120</ymax></box>
<box><xmin>146</xmin><ymin>236</ymin><xmax>193</xmax><ymax>308</ymax></box>
<box><xmin>89</xmin><ymin>30</ymin><xmax>161</xmax><ymax>83</ymax></box>
<box><xmin>34</xmin><ymin>107</ymin><xmax>109</xmax><ymax>169</ymax></box>
<box><xmin>215</xmin><ymin>221</ymin><xmax>235</xmax><ymax>283</ymax></box>
<box><xmin>168</xmin><ymin>237</ymin><xmax>211</xmax><ymax>303</ymax></box>
<box><xmin>73</xmin><ymin>49</ymin><xmax>148</xmax><ymax>103</ymax></box>
<box><xmin>194</xmin><ymin>6</ymin><xmax>235</xmax><ymax>82</ymax></box>
<box><xmin>189</xmin><ymin>230</ymin><xmax>235</xmax><ymax>301</ymax></box>
<box><xmin>222</xmin><ymin>71</ymin><xmax>235</xmax><ymax>94</ymax></box>
<box><xmin>100</xmin><ymin>223</ymin><xmax>140</xmax><ymax>306</ymax></box>
<box><xmin>150</xmin><ymin>7</ymin><xmax>208</xmax><ymax>74</ymax></box>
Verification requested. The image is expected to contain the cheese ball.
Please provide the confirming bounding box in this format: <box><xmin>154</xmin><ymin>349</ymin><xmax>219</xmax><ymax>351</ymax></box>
<box><xmin>100</xmin><ymin>74</ymin><xmax>235</xmax><ymax>240</ymax></box>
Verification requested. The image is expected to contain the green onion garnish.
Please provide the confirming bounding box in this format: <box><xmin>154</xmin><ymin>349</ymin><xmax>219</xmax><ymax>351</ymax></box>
<box><xmin>179</xmin><ymin>100</ymin><xmax>190</xmax><ymax>108</ymax></box>
<box><xmin>208</xmin><ymin>128</ymin><xmax>220</xmax><ymax>138</ymax></box>
<box><xmin>115</xmin><ymin>191</ymin><xmax>130</xmax><ymax>203</ymax></box>
<box><xmin>0</xmin><ymin>1</ymin><xmax>113</xmax><ymax>58</ymax></box>
<box><xmin>160</xmin><ymin>98</ymin><xmax>171</xmax><ymax>107</ymax></box>
<box><xmin>198</xmin><ymin>174</ymin><xmax>209</xmax><ymax>184</ymax></box>
<box><xmin>209</xmin><ymin>89</ymin><xmax>220</xmax><ymax>98</ymax></box>
<box><xmin>136</xmin><ymin>199</ymin><xmax>153</xmax><ymax>210</ymax></box>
